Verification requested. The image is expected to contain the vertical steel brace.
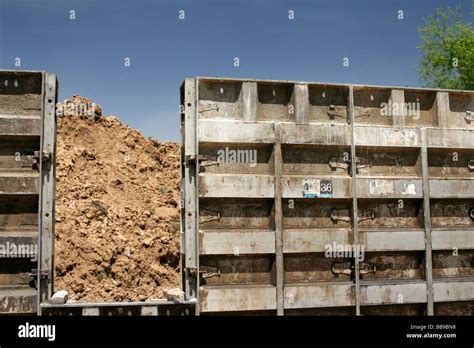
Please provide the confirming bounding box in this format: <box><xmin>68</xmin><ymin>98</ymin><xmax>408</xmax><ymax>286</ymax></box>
<box><xmin>37</xmin><ymin>72</ymin><xmax>57</xmax><ymax>314</ymax></box>
<box><xmin>349</xmin><ymin>85</ymin><xmax>361</xmax><ymax>315</ymax></box>
<box><xmin>274</xmin><ymin>123</ymin><xmax>284</xmax><ymax>315</ymax></box>
<box><xmin>421</xmin><ymin>128</ymin><xmax>434</xmax><ymax>315</ymax></box>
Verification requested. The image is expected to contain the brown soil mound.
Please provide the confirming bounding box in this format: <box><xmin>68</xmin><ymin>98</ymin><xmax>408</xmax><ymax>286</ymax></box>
<box><xmin>54</xmin><ymin>108</ymin><xmax>181</xmax><ymax>302</ymax></box>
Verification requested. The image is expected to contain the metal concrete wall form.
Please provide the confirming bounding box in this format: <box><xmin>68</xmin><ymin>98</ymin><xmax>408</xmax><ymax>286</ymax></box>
<box><xmin>0</xmin><ymin>70</ymin><xmax>57</xmax><ymax>314</ymax></box>
<box><xmin>181</xmin><ymin>77</ymin><xmax>474</xmax><ymax>315</ymax></box>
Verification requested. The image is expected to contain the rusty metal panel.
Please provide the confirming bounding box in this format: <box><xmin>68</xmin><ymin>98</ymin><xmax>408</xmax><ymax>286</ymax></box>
<box><xmin>200</xmin><ymin>285</ymin><xmax>276</xmax><ymax>312</ymax></box>
<box><xmin>0</xmin><ymin>71</ymin><xmax>57</xmax><ymax>314</ymax></box>
<box><xmin>361</xmin><ymin>230</ymin><xmax>426</xmax><ymax>251</ymax></box>
<box><xmin>284</xmin><ymin>228</ymin><xmax>351</xmax><ymax>253</ymax></box>
<box><xmin>428</xmin><ymin>129</ymin><xmax>474</xmax><ymax>148</ymax></box>
<box><xmin>0</xmin><ymin>117</ymin><xmax>42</xmax><ymax>136</ymax></box>
<box><xmin>200</xmin><ymin>230</ymin><xmax>275</xmax><ymax>255</ymax></box>
<box><xmin>199</xmin><ymin>174</ymin><xmax>274</xmax><ymax>198</ymax></box>
<box><xmin>433</xmin><ymin>281</ymin><xmax>474</xmax><ymax>302</ymax></box>
<box><xmin>198</xmin><ymin>120</ymin><xmax>275</xmax><ymax>144</ymax></box>
<box><xmin>429</xmin><ymin>179</ymin><xmax>474</xmax><ymax>198</ymax></box>
<box><xmin>355</xmin><ymin>127</ymin><xmax>420</xmax><ymax>147</ymax></box>
<box><xmin>432</xmin><ymin>229</ymin><xmax>474</xmax><ymax>250</ymax></box>
<box><xmin>356</xmin><ymin>178</ymin><xmax>423</xmax><ymax>199</ymax></box>
<box><xmin>182</xmin><ymin>77</ymin><xmax>474</xmax><ymax>315</ymax></box>
<box><xmin>0</xmin><ymin>174</ymin><xmax>39</xmax><ymax>194</ymax></box>
<box><xmin>360</xmin><ymin>282</ymin><xmax>427</xmax><ymax>305</ymax></box>
<box><xmin>0</xmin><ymin>286</ymin><xmax>37</xmax><ymax>313</ymax></box>
<box><xmin>284</xmin><ymin>283</ymin><xmax>354</xmax><ymax>308</ymax></box>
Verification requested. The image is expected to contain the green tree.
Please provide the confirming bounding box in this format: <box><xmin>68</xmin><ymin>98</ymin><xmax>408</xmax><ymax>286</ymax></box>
<box><xmin>418</xmin><ymin>3</ymin><xmax>474</xmax><ymax>90</ymax></box>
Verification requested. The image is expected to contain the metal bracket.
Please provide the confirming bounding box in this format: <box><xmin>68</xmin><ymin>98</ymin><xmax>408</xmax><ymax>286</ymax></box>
<box><xmin>198</xmin><ymin>106</ymin><xmax>220</xmax><ymax>114</ymax></box>
<box><xmin>188</xmin><ymin>267</ymin><xmax>198</xmax><ymax>275</ymax></box>
<box><xmin>200</xmin><ymin>161</ymin><xmax>220</xmax><ymax>168</ymax></box>
<box><xmin>33</xmin><ymin>150</ymin><xmax>52</xmax><ymax>164</ymax></box>
<box><xmin>330</xmin><ymin>209</ymin><xmax>351</xmax><ymax>223</ymax></box>
<box><xmin>332</xmin><ymin>262</ymin><xmax>376</xmax><ymax>277</ymax></box>
<box><xmin>29</xmin><ymin>269</ymin><xmax>49</xmax><ymax>280</ymax></box>
<box><xmin>465</xmin><ymin>110</ymin><xmax>474</xmax><ymax>124</ymax></box>
<box><xmin>186</xmin><ymin>155</ymin><xmax>219</xmax><ymax>167</ymax></box>
<box><xmin>332</xmin><ymin>262</ymin><xmax>352</xmax><ymax>276</ymax></box>
<box><xmin>329</xmin><ymin>157</ymin><xmax>349</xmax><ymax>171</ymax></box>
<box><xmin>327</xmin><ymin>105</ymin><xmax>347</xmax><ymax>120</ymax></box>
<box><xmin>358</xmin><ymin>209</ymin><xmax>375</xmax><ymax>222</ymax></box>
<box><xmin>354</xmin><ymin>157</ymin><xmax>371</xmax><ymax>173</ymax></box>
<box><xmin>200</xmin><ymin>210</ymin><xmax>221</xmax><ymax>224</ymax></box>
<box><xmin>359</xmin><ymin>263</ymin><xmax>376</xmax><ymax>275</ymax></box>
<box><xmin>28</xmin><ymin>269</ymin><xmax>49</xmax><ymax>289</ymax></box>
<box><xmin>199</xmin><ymin>266</ymin><xmax>221</xmax><ymax>279</ymax></box>
<box><xmin>354</xmin><ymin>106</ymin><xmax>370</xmax><ymax>118</ymax></box>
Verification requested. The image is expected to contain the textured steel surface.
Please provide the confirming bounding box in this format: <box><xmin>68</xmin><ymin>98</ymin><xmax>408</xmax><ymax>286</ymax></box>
<box><xmin>181</xmin><ymin>77</ymin><xmax>474</xmax><ymax>315</ymax></box>
<box><xmin>0</xmin><ymin>70</ymin><xmax>57</xmax><ymax>314</ymax></box>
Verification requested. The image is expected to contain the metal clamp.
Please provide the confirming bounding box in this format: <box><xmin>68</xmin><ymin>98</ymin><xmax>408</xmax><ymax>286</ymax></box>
<box><xmin>359</xmin><ymin>263</ymin><xmax>376</xmax><ymax>275</ymax></box>
<box><xmin>354</xmin><ymin>106</ymin><xmax>371</xmax><ymax>118</ymax></box>
<box><xmin>327</xmin><ymin>105</ymin><xmax>346</xmax><ymax>119</ymax></box>
<box><xmin>355</xmin><ymin>157</ymin><xmax>371</xmax><ymax>173</ymax></box>
<box><xmin>28</xmin><ymin>269</ymin><xmax>49</xmax><ymax>288</ymax></box>
<box><xmin>465</xmin><ymin>110</ymin><xmax>474</xmax><ymax>124</ymax></box>
<box><xmin>28</xmin><ymin>269</ymin><xmax>49</xmax><ymax>280</ymax></box>
<box><xmin>358</xmin><ymin>209</ymin><xmax>375</xmax><ymax>222</ymax></box>
<box><xmin>332</xmin><ymin>261</ymin><xmax>352</xmax><ymax>276</ymax></box>
<box><xmin>200</xmin><ymin>210</ymin><xmax>221</xmax><ymax>224</ymax></box>
<box><xmin>33</xmin><ymin>150</ymin><xmax>52</xmax><ymax>164</ymax></box>
<box><xmin>329</xmin><ymin>157</ymin><xmax>349</xmax><ymax>171</ymax></box>
<box><xmin>198</xmin><ymin>106</ymin><xmax>220</xmax><ymax>114</ymax></box>
<box><xmin>330</xmin><ymin>209</ymin><xmax>351</xmax><ymax>223</ymax></box>
<box><xmin>185</xmin><ymin>155</ymin><xmax>219</xmax><ymax>167</ymax></box>
<box><xmin>200</xmin><ymin>266</ymin><xmax>220</xmax><ymax>279</ymax></box>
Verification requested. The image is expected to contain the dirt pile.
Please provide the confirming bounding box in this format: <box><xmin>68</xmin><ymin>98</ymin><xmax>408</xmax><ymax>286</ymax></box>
<box><xmin>54</xmin><ymin>97</ymin><xmax>181</xmax><ymax>302</ymax></box>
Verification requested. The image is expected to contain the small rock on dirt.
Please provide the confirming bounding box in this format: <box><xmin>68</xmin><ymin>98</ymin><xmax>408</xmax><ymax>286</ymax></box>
<box><xmin>50</xmin><ymin>290</ymin><xmax>69</xmax><ymax>304</ymax></box>
<box><xmin>164</xmin><ymin>288</ymin><xmax>185</xmax><ymax>303</ymax></box>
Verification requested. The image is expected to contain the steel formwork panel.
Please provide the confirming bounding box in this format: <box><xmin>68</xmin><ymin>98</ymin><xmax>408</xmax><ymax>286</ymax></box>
<box><xmin>181</xmin><ymin>77</ymin><xmax>474</xmax><ymax>315</ymax></box>
<box><xmin>0</xmin><ymin>70</ymin><xmax>57</xmax><ymax>314</ymax></box>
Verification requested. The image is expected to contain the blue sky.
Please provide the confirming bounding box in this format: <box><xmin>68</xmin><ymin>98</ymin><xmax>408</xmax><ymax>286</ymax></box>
<box><xmin>1</xmin><ymin>0</ymin><xmax>472</xmax><ymax>141</ymax></box>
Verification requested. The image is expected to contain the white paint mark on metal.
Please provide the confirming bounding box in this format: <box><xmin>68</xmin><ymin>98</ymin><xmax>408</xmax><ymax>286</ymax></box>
<box><xmin>368</xmin><ymin>180</ymin><xmax>394</xmax><ymax>196</ymax></box>
<box><xmin>401</xmin><ymin>183</ymin><xmax>417</xmax><ymax>195</ymax></box>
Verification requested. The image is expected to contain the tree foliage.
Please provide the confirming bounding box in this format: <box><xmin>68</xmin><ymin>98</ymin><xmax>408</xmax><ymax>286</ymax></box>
<box><xmin>418</xmin><ymin>2</ymin><xmax>474</xmax><ymax>90</ymax></box>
